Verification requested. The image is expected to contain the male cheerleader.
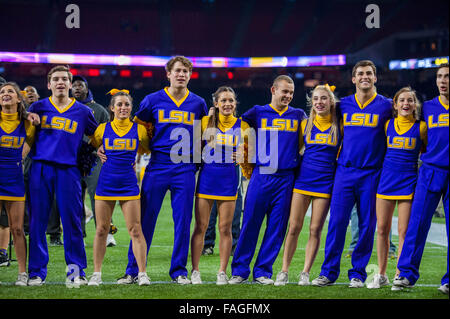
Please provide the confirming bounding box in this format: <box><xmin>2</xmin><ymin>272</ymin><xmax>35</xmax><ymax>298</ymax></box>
<box><xmin>312</xmin><ymin>60</ymin><xmax>392</xmax><ymax>287</ymax></box>
<box><xmin>393</xmin><ymin>63</ymin><xmax>449</xmax><ymax>294</ymax></box>
<box><xmin>27</xmin><ymin>65</ymin><xmax>98</xmax><ymax>286</ymax></box>
<box><xmin>229</xmin><ymin>75</ymin><xmax>306</xmax><ymax>285</ymax></box>
<box><xmin>118</xmin><ymin>56</ymin><xmax>208</xmax><ymax>284</ymax></box>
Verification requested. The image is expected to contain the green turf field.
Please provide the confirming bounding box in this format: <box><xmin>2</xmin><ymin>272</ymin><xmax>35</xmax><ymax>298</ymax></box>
<box><xmin>0</xmin><ymin>194</ymin><xmax>447</xmax><ymax>300</ymax></box>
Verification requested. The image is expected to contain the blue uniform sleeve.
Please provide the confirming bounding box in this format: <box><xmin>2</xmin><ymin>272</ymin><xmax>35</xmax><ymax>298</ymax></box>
<box><xmin>84</xmin><ymin>108</ymin><xmax>98</xmax><ymax>136</ymax></box>
<box><xmin>134</xmin><ymin>95</ymin><xmax>154</xmax><ymax>124</ymax></box>
<box><xmin>241</xmin><ymin>106</ymin><xmax>258</xmax><ymax>129</ymax></box>
<box><xmin>200</xmin><ymin>98</ymin><xmax>208</xmax><ymax>117</ymax></box>
<box><xmin>27</xmin><ymin>100</ymin><xmax>40</xmax><ymax>114</ymax></box>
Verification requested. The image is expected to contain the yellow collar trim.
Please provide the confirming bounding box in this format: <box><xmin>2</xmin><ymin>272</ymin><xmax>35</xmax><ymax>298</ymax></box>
<box><xmin>394</xmin><ymin>115</ymin><xmax>415</xmax><ymax>135</ymax></box>
<box><xmin>354</xmin><ymin>93</ymin><xmax>377</xmax><ymax>110</ymax></box>
<box><xmin>218</xmin><ymin>113</ymin><xmax>237</xmax><ymax>132</ymax></box>
<box><xmin>313</xmin><ymin>114</ymin><xmax>332</xmax><ymax>132</ymax></box>
<box><xmin>111</xmin><ymin>118</ymin><xmax>133</xmax><ymax>137</ymax></box>
<box><xmin>49</xmin><ymin>97</ymin><xmax>76</xmax><ymax>113</ymax></box>
<box><xmin>0</xmin><ymin>112</ymin><xmax>20</xmax><ymax>134</ymax></box>
<box><xmin>269</xmin><ymin>104</ymin><xmax>288</xmax><ymax>116</ymax></box>
<box><xmin>164</xmin><ymin>87</ymin><xmax>189</xmax><ymax>107</ymax></box>
<box><xmin>439</xmin><ymin>96</ymin><xmax>449</xmax><ymax>110</ymax></box>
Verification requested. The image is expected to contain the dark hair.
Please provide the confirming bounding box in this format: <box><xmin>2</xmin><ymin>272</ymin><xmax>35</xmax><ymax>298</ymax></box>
<box><xmin>437</xmin><ymin>62</ymin><xmax>449</xmax><ymax>71</ymax></box>
<box><xmin>165</xmin><ymin>56</ymin><xmax>193</xmax><ymax>73</ymax></box>
<box><xmin>0</xmin><ymin>82</ymin><xmax>28</xmax><ymax>121</ymax></box>
<box><xmin>47</xmin><ymin>65</ymin><xmax>73</xmax><ymax>83</ymax></box>
<box><xmin>352</xmin><ymin>60</ymin><xmax>377</xmax><ymax>77</ymax></box>
<box><xmin>108</xmin><ymin>91</ymin><xmax>133</xmax><ymax>121</ymax></box>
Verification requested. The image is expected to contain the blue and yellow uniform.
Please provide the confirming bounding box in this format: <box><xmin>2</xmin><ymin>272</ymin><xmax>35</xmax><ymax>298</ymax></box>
<box><xmin>125</xmin><ymin>87</ymin><xmax>208</xmax><ymax>280</ymax></box>
<box><xmin>376</xmin><ymin>116</ymin><xmax>426</xmax><ymax>200</ymax></box>
<box><xmin>196</xmin><ymin>114</ymin><xmax>249</xmax><ymax>200</ymax></box>
<box><xmin>91</xmin><ymin>118</ymin><xmax>149</xmax><ymax>201</ymax></box>
<box><xmin>293</xmin><ymin>114</ymin><xmax>342</xmax><ymax>198</ymax></box>
<box><xmin>0</xmin><ymin>112</ymin><xmax>35</xmax><ymax>201</ymax></box>
<box><xmin>27</xmin><ymin>97</ymin><xmax>97</xmax><ymax>281</ymax></box>
<box><xmin>319</xmin><ymin>93</ymin><xmax>392</xmax><ymax>283</ymax></box>
<box><xmin>231</xmin><ymin>104</ymin><xmax>306</xmax><ymax>280</ymax></box>
<box><xmin>398</xmin><ymin>96</ymin><xmax>449</xmax><ymax>287</ymax></box>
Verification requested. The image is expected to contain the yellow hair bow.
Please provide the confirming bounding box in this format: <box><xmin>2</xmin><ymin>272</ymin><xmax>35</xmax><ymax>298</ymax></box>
<box><xmin>20</xmin><ymin>90</ymin><xmax>27</xmax><ymax>97</ymax></box>
<box><xmin>107</xmin><ymin>88</ymin><xmax>130</xmax><ymax>96</ymax></box>
<box><xmin>325</xmin><ymin>84</ymin><xmax>336</xmax><ymax>92</ymax></box>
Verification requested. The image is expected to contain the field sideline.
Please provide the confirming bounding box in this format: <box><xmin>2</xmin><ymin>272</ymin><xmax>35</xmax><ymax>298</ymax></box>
<box><xmin>0</xmin><ymin>194</ymin><xmax>447</xmax><ymax>302</ymax></box>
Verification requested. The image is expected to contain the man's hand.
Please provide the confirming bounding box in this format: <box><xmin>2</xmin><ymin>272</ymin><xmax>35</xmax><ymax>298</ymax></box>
<box><xmin>97</xmin><ymin>144</ymin><xmax>107</xmax><ymax>163</ymax></box>
<box><xmin>27</xmin><ymin>112</ymin><xmax>40</xmax><ymax>125</ymax></box>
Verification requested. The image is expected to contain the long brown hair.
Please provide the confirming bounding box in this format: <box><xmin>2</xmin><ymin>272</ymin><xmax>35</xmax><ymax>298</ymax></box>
<box><xmin>108</xmin><ymin>91</ymin><xmax>133</xmax><ymax>121</ymax></box>
<box><xmin>392</xmin><ymin>86</ymin><xmax>421</xmax><ymax>120</ymax></box>
<box><xmin>0</xmin><ymin>82</ymin><xmax>28</xmax><ymax>121</ymax></box>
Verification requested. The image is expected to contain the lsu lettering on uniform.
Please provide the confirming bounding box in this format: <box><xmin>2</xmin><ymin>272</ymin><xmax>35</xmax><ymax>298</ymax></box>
<box><xmin>293</xmin><ymin>115</ymin><xmax>342</xmax><ymax>198</ymax></box>
<box><xmin>27</xmin><ymin>97</ymin><xmax>97</xmax><ymax>281</ymax></box>
<box><xmin>231</xmin><ymin>104</ymin><xmax>306</xmax><ymax>280</ymax></box>
<box><xmin>319</xmin><ymin>93</ymin><xmax>392</xmax><ymax>283</ymax></box>
<box><xmin>91</xmin><ymin>118</ymin><xmax>149</xmax><ymax>200</ymax></box>
<box><xmin>397</xmin><ymin>96</ymin><xmax>449</xmax><ymax>287</ymax></box>
<box><xmin>0</xmin><ymin>112</ymin><xmax>35</xmax><ymax>201</ymax></box>
<box><xmin>376</xmin><ymin>116</ymin><xmax>426</xmax><ymax>200</ymax></box>
<box><xmin>196</xmin><ymin>114</ymin><xmax>249</xmax><ymax>200</ymax></box>
<box><xmin>125</xmin><ymin>87</ymin><xmax>208</xmax><ymax>280</ymax></box>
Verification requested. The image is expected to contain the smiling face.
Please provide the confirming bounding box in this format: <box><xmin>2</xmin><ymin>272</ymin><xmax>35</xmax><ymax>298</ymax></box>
<box><xmin>48</xmin><ymin>71</ymin><xmax>72</xmax><ymax>98</ymax></box>
<box><xmin>436</xmin><ymin>66</ymin><xmax>449</xmax><ymax>97</ymax></box>
<box><xmin>215</xmin><ymin>91</ymin><xmax>236</xmax><ymax>116</ymax></box>
<box><xmin>394</xmin><ymin>91</ymin><xmax>417</xmax><ymax>117</ymax></box>
<box><xmin>0</xmin><ymin>84</ymin><xmax>20</xmax><ymax>111</ymax></box>
<box><xmin>271</xmin><ymin>80</ymin><xmax>294</xmax><ymax>109</ymax></box>
<box><xmin>167</xmin><ymin>61</ymin><xmax>191</xmax><ymax>89</ymax></box>
<box><xmin>110</xmin><ymin>95</ymin><xmax>132</xmax><ymax>120</ymax></box>
<box><xmin>311</xmin><ymin>88</ymin><xmax>332</xmax><ymax>116</ymax></box>
<box><xmin>352</xmin><ymin>65</ymin><xmax>377</xmax><ymax>92</ymax></box>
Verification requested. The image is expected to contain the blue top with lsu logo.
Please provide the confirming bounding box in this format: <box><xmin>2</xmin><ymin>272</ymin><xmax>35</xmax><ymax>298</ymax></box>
<box><xmin>338</xmin><ymin>93</ymin><xmax>392</xmax><ymax>169</ymax></box>
<box><xmin>420</xmin><ymin>96</ymin><xmax>449</xmax><ymax>170</ymax></box>
<box><xmin>241</xmin><ymin>103</ymin><xmax>306</xmax><ymax>171</ymax></box>
<box><xmin>28</xmin><ymin>97</ymin><xmax>98</xmax><ymax>166</ymax></box>
<box><xmin>134</xmin><ymin>87</ymin><xmax>208</xmax><ymax>163</ymax></box>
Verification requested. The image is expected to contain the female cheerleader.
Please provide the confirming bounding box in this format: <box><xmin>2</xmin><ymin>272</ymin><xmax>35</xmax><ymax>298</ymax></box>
<box><xmin>88</xmin><ymin>89</ymin><xmax>150</xmax><ymax>286</ymax></box>
<box><xmin>190</xmin><ymin>86</ymin><xmax>249</xmax><ymax>285</ymax></box>
<box><xmin>368</xmin><ymin>87</ymin><xmax>426</xmax><ymax>289</ymax></box>
<box><xmin>275</xmin><ymin>84</ymin><xmax>341</xmax><ymax>286</ymax></box>
<box><xmin>0</xmin><ymin>82</ymin><xmax>35</xmax><ymax>286</ymax></box>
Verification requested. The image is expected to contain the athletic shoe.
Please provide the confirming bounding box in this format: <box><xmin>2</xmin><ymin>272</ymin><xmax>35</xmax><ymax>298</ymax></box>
<box><xmin>298</xmin><ymin>272</ymin><xmax>310</xmax><ymax>286</ymax></box>
<box><xmin>138</xmin><ymin>272</ymin><xmax>151</xmax><ymax>286</ymax></box>
<box><xmin>75</xmin><ymin>276</ymin><xmax>88</xmax><ymax>286</ymax></box>
<box><xmin>88</xmin><ymin>272</ymin><xmax>102</xmax><ymax>286</ymax></box>
<box><xmin>228</xmin><ymin>275</ymin><xmax>247</xmax><ymax>285</ymax></box>
<box><xmin>349</xmin><ymin>278</ymin><xmax>364</xmax><ymax>288</ymax></box>
<box><xmin>438</xmin><ymin>283</ymin><xmax>449</xmax><ymax>295</ymax></box>
<box><xmin>28</xmin><ymin>276</ymin><xmax>44</xmax><ymax>286</ymax></box>
<box><xmin>106</xmin><ymin>234</ymin><xmax>116</xmax><ymax>247</ymax></box>
<box><xmin>202</xmin><ymin>247</ymin><xmax>214</xmax><ymax>256</ymax></box>
<box><xmin>216</xmin><ymin>271</ymin><xmax>229</xmax><ymax>285</ymax></box>
<box><xmin>254</xmin><ymin>276</ymin><xmax>274</xmax><ymax>285</ymax></box>
<box><xmin>367</xmin><ymin>274</ymin><xmax>389</xmax><ymax>289</ymax></box>
<box><xmin>392</xmin><ymin>276</ymin><xmax>413</xmax><ymax>291</ymax></box>
<box><xmin>173</xmin><ymin>275</ymin><xmax>191</xmax><ymax>285</ymax></box>
<box><xmin>274</xmin><ymin>271</ymin><xmax>289</xmax><ymax>286</ymax></box>
<box><xmin>0</xmin><ymin>251</ymin><xmax>9</xmax><ymax>267</ymax></box>
<box><xmin>191</xmin><ymin>270</ymin><xmax>202</xmax><ymax>285</ymax></box>
<box><xmin>311</xmin><ymin>275</ymin><xmax>334</xmax><ymax>287</ymax></box>
<box><xmin>117</xmin><ymin>274</ymin><xmax>137</xmax><ymax>284</ymax></box>
<box><xmin>15</xmin><ymin>272</ymin><xmax>28</xmax><ymax>286</ymax></box>
<box><xmin>49</xmin><ymin>236</ymin><xmax>63</xmax><ymax>246</ymax></box>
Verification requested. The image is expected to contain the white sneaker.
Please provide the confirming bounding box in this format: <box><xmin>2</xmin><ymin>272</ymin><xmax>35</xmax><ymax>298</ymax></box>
<box><xmin>438</xmin><ymin>283</ymin><xmax>449</xmax><ymax>295</ymax></box>
<box><xmin>254</xmin><ymin>276</ymin><xmax>274</xmax><ymax>285</ymax></box>
<box><xmin>392</xmin><ymin>276</ymin><xmax>413</xmax><ymax>291</ymax></box>
<box><xmin>88</xmin><ymin>272</ymin><xmax>102</xmax><ymax>286</ymax></box>
<box><xmin>311</xmin><ymin>275</ymin><xmax>334</xmax><ymax>287</ymax></box>
<box><xmin>216</xmin><ymin>271</ymin><xmax>229</xmax><ymax>285</ymax></box>
<box><xmin>117</xmin><ymin>274</ymin><xmax>137</xmax><ymax>284</ymax></box>
<box><xmin>173</xmin><ymin>275</ymin><xmax>191</xmax><ymax>285</ymax></box>
<box><xmin>274</xmin><ymin>271</ymin><xmax>289</xmax><ymax>286</ymax></box>
<box><xmin>367</xmin><ymin>274</ymin><xmax>389</xmax><ymax>289</ymax></box>
<box><xmin>28</xmin><ymin>276</ymin><xmax>44</xmax><ymax>286</ymax></box>
<box><xmin>228</xmin><ymin>275</ymin><xmax>247</xmax><ymax>284</ymax></box>
<box><xmin>298</xmin><ymin>272</ymin><xmax>310</xmax><ymax>286</ymax></box>
<box><xmin>349</xmin><ymin>278</ymin><xmax>364</xmax><ymax>288</ymax></box>
<box><xmin>191</xmin><ymin>270</ymin><xmax>202</xmax><ymax>285</ymax></box>
<box><xmin>106</xmin><ymin>234</ymin><xmax>117</xmax><ymax>247</ymax></box>
<box><xmin>15</xmin><ymin>272</ymin><xmax>28</xmax><ymax>286</ymax></box>
<box><xmin>138</xmin><ymin>272</ymin><xmax>151</xmax><ymax>286</ymax></box>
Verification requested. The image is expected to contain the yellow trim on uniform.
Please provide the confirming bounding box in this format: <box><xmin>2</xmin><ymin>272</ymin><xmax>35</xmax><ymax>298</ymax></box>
<box><xmin>196</xmin><ymin>193</ymin><xmax>238</xmax><ymax>201</ymax></box>
<box><xmin>438</xmin><ymin>96</ymin><xmax>449</xmax><ymax>110</ymax></box>
<box><xmin>419</xmin><ymin>121</ymin><xmax>427</xmax><ymax>144</ymax></box>
<box><xmin>49</xmin><ymin>97</ymin><xmax>76</xmax><ymax>113</ymax></box>
<box><xmin>0</xmin><ymin>195</ymin><xmax>26</xmax><ymax>201</ymax></box>
<box><xmin>293</xmin><ymin>189</ymin><xmax>331</xmax><ymax>198</ymax></box>
<box><xmin>94</xmin><ymin>194</ymin><xmax>140</xmax><ymax>201</ymax></box>
<box><xmin>376</xmin><ymin>193</ymin><xmax>414</xmax><ymax>200</ymax></box>
<box><xmin>91</xmin><ymin>123</ymin><xmax>106</xmax><ymax>148</ymax></box>
<box><xmin>0</xmin><ymin>112</ymin><xmax>20</xmax><ymax>134</ymax></box>
<box><xmin>164</xmin><ymin>87</ymin><xmax>189</xmax><ymax>107</ymax></box>
<box><xmin>269</xmin><ymin>104</ymin><xmax>289</xmax><ymax>116</ymax></box>
<box><xmin>354</xmin><ymin>93</ymin><xmax>377</xmax><ymax>110</ymax></box>
<box><xmin>111</xmin><ymin>118</ymin><xmax>133</xmax><ymax>137</ymax></box>
<box><xmin>394</xmin><ymin>115</ymin><xmax>415</xmax><ymax>136</ymax></box>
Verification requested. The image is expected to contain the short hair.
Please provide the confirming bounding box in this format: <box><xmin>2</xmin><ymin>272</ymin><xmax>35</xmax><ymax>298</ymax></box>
<box><xmin>165</xmin><ymin>56</ymin><xmax>193</xmax><ymax>73</ymax></box>
<box><xmin>352</xmin><ymin>60</ymin><xmax>377</xmax><ymax>77</ymax></box>
<box><xmin>273</xmin><ymin>75</ymin><xmax>294</xmax><ymax>87</ymax></box>
<box><xmin>47</xmin><ymin>65</ymin><xmax>73</xmax><ymax>83</ymax></box>
<box><xmin>437</xmin><ymin>62</ymin><xmax>449</xmax><ymax>71</ymax></box>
